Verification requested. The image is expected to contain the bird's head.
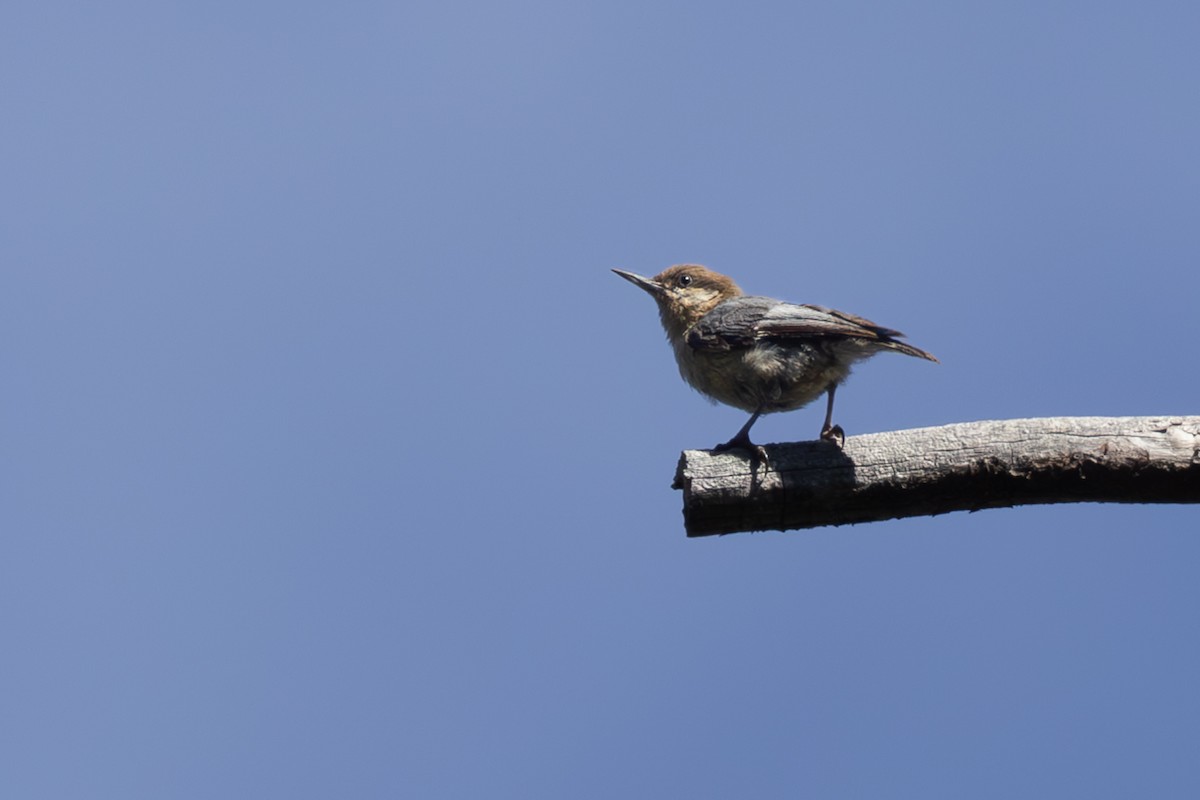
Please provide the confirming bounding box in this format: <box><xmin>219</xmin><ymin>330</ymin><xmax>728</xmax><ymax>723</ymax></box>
<box><xmin>612</xmin><ymin>264</ymin><xmax>742</xmax><ymax>340</ymax></box>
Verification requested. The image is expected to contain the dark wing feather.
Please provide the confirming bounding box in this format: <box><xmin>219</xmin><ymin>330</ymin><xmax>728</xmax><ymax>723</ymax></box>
<box><xmin>759</xmin><ymin>303</ymin><xmax>938</xmax><ymax>361</ymax></box>
<box><xmin>684</xmin><ymin>296</ymin><xmax>776</xmax><ymax>351</ymax></box>
<box><xmin>755</xmin><ymin>303</ymin><xmax>904</xmax><ymax>340</ymax></box>
<box><xmin>688</xmin><ymin>298</ymin><xmax>938</xmax><ymax>362</ymax></box>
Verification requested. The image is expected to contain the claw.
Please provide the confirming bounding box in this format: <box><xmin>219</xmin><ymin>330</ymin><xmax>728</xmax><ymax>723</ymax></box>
<box><xmin>714</xmin><ymin>434</ymin><xmax>769</xmax><ymax>466</ymax></box>
<box><xmin>820</xmin><ymin>423</ymin><xmax>845</xmax><ymax>447</ymax></box>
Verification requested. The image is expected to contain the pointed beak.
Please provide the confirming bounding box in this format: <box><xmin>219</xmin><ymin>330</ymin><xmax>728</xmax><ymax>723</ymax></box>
<box><xmin>612</xmin><ymin>269</ymin><xmax>665</xmax><ymax>299</ymax></box>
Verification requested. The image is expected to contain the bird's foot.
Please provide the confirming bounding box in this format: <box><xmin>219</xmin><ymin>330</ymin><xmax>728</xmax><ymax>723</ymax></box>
<box><xmin>820</xmin><ymin>423</ymin><xmax>845</xmax><ymax>447</ymax></box>
<box><xmin>713</xmin><ymin>434</ymin><xmax>769</xmax><ymax>466</ymax></box>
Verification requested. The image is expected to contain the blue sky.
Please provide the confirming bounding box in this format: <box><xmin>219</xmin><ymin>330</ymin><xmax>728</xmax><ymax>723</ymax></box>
<box><xmin>3</xmin><ymin>1</ymin><xmax>1198</xmax><ymax>797</ymax></box>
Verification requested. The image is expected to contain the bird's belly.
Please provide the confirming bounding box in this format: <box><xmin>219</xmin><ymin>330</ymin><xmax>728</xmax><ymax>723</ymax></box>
<box><xmin>675</xmin><ymin>343</ymin><xmax>852</xmax><ymax>414</ymax></box>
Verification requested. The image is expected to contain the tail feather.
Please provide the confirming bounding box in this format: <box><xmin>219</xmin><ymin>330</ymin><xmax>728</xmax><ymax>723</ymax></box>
<box><xmin>881</xmin><ymin>338</ymin><xmax>939</xmax><ymax>363</ymax></box>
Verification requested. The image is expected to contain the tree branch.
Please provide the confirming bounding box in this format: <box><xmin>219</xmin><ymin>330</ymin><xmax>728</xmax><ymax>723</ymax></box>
<box><xmin>673</xmin><ymin>416</ymin><xmax>1200</xmax><ymax>537</ymax></box>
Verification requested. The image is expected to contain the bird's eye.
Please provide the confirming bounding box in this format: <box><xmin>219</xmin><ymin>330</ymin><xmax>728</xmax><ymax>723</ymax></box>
<box><xmin>677</xmin><ymin>274</ymin><xmax>693</xmax><ymax>288</ymax></box>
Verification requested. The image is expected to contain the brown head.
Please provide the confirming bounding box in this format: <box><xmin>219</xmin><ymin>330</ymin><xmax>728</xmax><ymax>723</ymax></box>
<box><xmin>612</xmin><ymin>264</ymin><xmax>742</xmax><ymax>341</ymax></box>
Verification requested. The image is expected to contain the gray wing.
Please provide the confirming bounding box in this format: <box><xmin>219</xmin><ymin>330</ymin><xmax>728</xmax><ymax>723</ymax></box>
<box><xmin>756</xmin><ymin>303</ymin><xmax>907</xmax><ymax>341</ymax></box>
<box><xmin>684</xmin><ymin>296</ymin><xmax>776</xmax><ymax>350</ymax></box>
<box><xmin>687</xmin><ymin>297</ymin><xmax>936</xmax><ymax>361</ymax></box>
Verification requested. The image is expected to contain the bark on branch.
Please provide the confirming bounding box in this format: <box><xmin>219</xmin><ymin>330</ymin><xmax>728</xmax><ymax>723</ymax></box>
<box><xmin>673</xmin><ymin>416</ymin><xmax>1200</xmax><ymax>537</ymax></box>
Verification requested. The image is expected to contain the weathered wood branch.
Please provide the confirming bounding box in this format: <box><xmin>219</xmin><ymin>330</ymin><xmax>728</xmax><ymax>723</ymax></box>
<box><xmin>673</xmin><ymin>416</ymin><xmax>1200</xmax><ymax>537</ymax></box>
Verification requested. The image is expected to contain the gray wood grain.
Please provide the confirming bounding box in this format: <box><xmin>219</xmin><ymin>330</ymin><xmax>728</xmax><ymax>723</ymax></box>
<box><xmin>674</xmin><ymin>417</ymin><xmax>1200</xmax><ymax>536</ymax></box>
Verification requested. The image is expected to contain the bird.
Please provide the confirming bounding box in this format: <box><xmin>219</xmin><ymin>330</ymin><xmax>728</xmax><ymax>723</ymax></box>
<box><xmin>612</xmin><ymin>264</ymin><xmax>937</xmax><ymax>459</ymax></box>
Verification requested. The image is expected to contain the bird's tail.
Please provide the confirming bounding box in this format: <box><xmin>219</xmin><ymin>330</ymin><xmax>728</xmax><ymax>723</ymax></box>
<box><xmin>881</xmin><ymin>338</ymin><xmax>939</xmax><ymax>363</ymax></box>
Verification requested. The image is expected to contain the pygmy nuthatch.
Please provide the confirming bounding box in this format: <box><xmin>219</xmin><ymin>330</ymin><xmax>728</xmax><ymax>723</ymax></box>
<box><xmin>613</xmin><ymin>264</ymin><xmax>937</xmax><ymax>457</ymax></box>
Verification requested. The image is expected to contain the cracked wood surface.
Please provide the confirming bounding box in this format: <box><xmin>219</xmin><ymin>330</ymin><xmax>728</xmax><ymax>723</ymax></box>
<box><xmin>674</xmin><ymin>416</ymin><xmax>1200</xmax><ymax>537</ymax></box>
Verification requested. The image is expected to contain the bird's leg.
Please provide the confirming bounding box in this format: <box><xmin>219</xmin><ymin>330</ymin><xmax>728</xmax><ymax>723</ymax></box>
<box><xmin>819</xmin><ymin>384</ymin><xmax>845</xmax><ymax>446</ymax></box>
<box><xmin>714</xmin><ymin>408</ymin><xmax>769</xmax><ymax>463</ymax></box>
